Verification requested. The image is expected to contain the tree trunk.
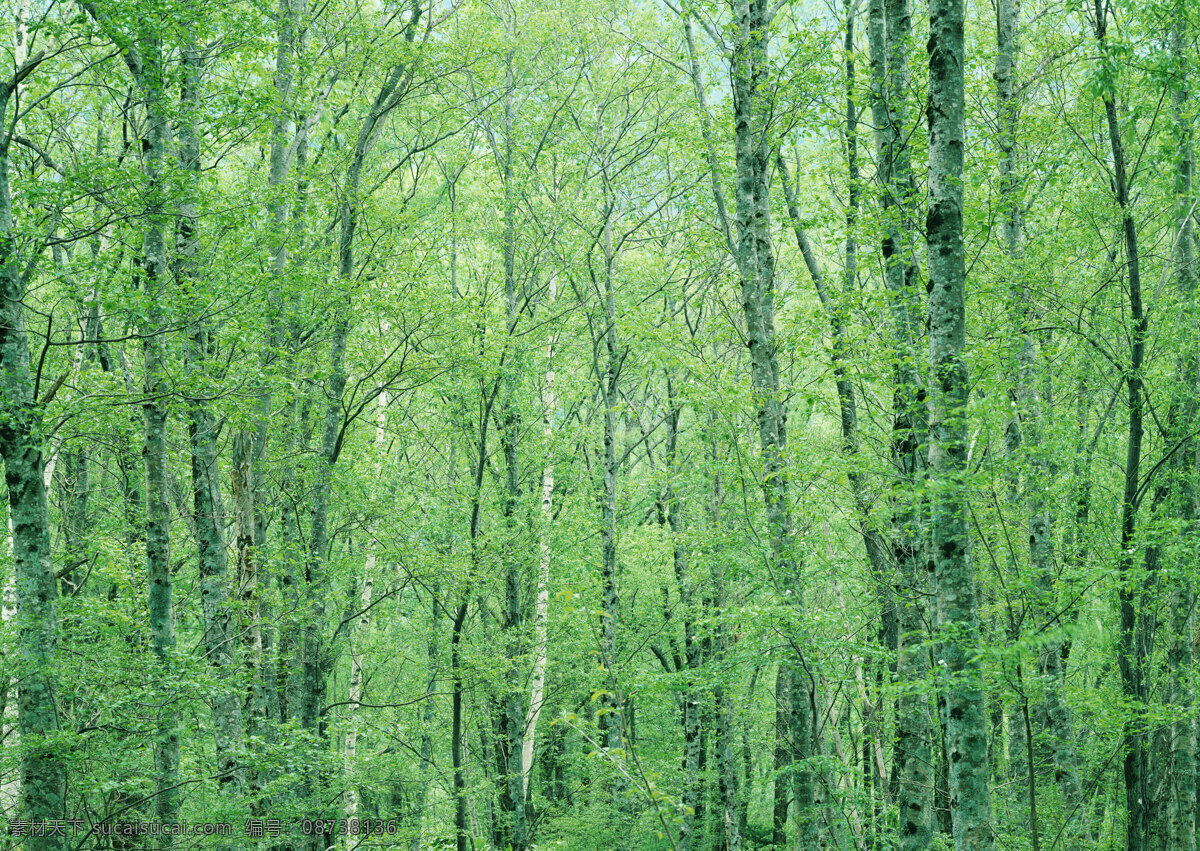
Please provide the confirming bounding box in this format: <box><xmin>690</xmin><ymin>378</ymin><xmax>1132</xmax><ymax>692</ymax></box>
<box><xmin>0</xmin><ymin>24</ymin><xmax>64</xmax><ymax>840</ymax></box>
<box><xmin>456</xmin><ymin>371</ymin><xmax>500</xmax><ymax>851</ymax></box>
<box><xmin>1</xmin><ymin>516</ymin><xmax>19</xmax><ymax>815</ymax></box>
<box><xmin>1167</xmin><ymin>4</ymin><xmax>1197</xmax><ymax>846</ymax></box>
<box><xmin>497</xmin><ymin>64</ymin><xmax>528</xmax><ymax>847</ymax></box>
<box><xmin>410</xmin><ymin>582</ymin><xmax>440</xmax><ymax>850</ymax></box>
<box><xmin>246</xmin><ymin>0</ymin><xmax>301</xmax><ymax>770</ymax></box>
<box><xmin>994</xmin><ymin>0</ymin><xmax>1088</xmax><ymax>840</ymax></box>
<box><xmin>662</xmin><ymin>380</ymin><xmax>702</xmax><ymax>851</ymax></box>
<box><xmin>132</xmin><ymin>19</ymin><xmax>182</xmax><ymax>843</ymax></box>
<box><xmin>178</xmin><ymin>40</ymin><xmax>245</xmax><ymax>817</ymax></box>
<box><xmin>232</xmin><ymin>428</ymin><xmax>267</xmax><ymax>784</ymax></box>
<box><xmin>524</xmin><ymin>270</ymin><xmax>558</xmax><ymax>799</ymax></box>
<box><xmin>865</xmin><ymin>0</ymin><xmax>935</xmax><ymax>843</ymax></box>
<box><xmin>715</xmin><ymin>684</ymin><xmax>742</xmax><ymax>851</ymax></box>
<box><xmin>927</xmin><ymin>0</ymin><xmax>995</xmax><ymax>843</ymax></box>
<box><xmin>729</xmin><ymin>0</ymin><xmax>818</xmax><ymax>842</ymax></box>
<box><xmin>772</xmin><ymin>666</ymin><xmax>791</xmax><ymax>846</ymax></box>
<box><xmin>451</xmin><ymin>594</ymin><xmax>469</xmax><ymax>851</ymax></box>
<box><xmin>1092</xmin><ymin>2</ymin><xmax>1151</xmax><ymax>847</ymax></box>
<box><xmin>343</xmin><ymin>392</ymin><xmax>387</xmax><ymax>837</ymax></box>
<box><xmin>598</xmin><ymin>213</ymin><xmax>627</xmax><ymax>794</ymax></box>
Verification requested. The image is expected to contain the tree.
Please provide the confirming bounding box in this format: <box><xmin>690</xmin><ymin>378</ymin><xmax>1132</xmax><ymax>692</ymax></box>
<box><xmin>927</xmin><ymin>0</ymin><xmax>995</xmax><ymax>843</ymax></box>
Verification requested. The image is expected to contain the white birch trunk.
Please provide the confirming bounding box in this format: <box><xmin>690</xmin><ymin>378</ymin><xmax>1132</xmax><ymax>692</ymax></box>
<box><xmin>342</xmin><ymin>390</ymin><xmax>387</xmax><ymax>837</ymax></box>
<box><xmin>522</xmin><ymin>272</ymin><xmax>557</xmax><ymax>797</ymax></box>
<box><xmin>1</xmin><ymin>512</ymin><xmax>17</xmax><ymax>815</ymax></box>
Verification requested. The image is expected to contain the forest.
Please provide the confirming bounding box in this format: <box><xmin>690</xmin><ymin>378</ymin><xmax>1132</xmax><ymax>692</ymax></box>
<box><xmin>0</xmin><ymin>0</ymin><xmax>1196</xmax><ymax>847</ymax></box>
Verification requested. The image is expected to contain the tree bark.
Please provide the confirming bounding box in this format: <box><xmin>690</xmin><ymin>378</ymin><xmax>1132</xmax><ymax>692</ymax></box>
<box><xmin>456</xmin><ymin>369</ymin><xmax>500</xmax><ymax>851</ymax></box>
<box><xmin>410</xmin><ymin>581</ymin><xmax>440</xmax><ymax>850</ymax></box>
<box><xmin>993</xmin><ymin>0</ymin><xmax>1088</xmax><ymax>841</ymax></box>
<box><xmin>0</xmin><ymin>16</ymin><xmax>64</xmax><ymax>842</ymax></box>
<box><xmin>496</xmin><ymin>59</ymin><xmax>528</xmax><ymax>847</ymax></box>
<box><xmin>119</xmin><ymin>14</ymin><xmax>183</xmax><ymax>841</ymax></box>
<box><xmin>177</xmin><ymin>39</ymin><xmax>245</xmax><ymax>816</ymax></box>
<box><xmin>1092</xmin><ymin>1</ymin><xmax>1151</xmax><ymax>847</ymax></box>
<box><xmin>865</xmin><ymin>0</ymin><xmax>935</xmax><ymax>842</ymax></box>
<box><xmin>729</xmin><ymin>0</ymin><xmax>818</xmax><ymax>842</ymax></box>
<box><xmin>523</xmin><ymin>271</ymin><xmax>558</xmax><ymax>799</ymax></box>
<box><xmin>927</xmin><ymin>0</ymin><xmax>995</xmax><ymax>843</ymax></box>
<box><xmin>662</xmin><ymin>378</ymin><xmax>702</xmax><ymax>851</ymax></box>
<box><xmin>1167</xmin><ymin>4</ymin><xmax>1197</xmax><ymax>846</ymax></box>
<box><xmin>598</xmin><ymin>203</ymin><xmax>626</xmax><ymax>778</ymax></box>
<box><xmin>342</xmin><ymin>392</ymin><xmax>386</xmax><ymax>837</ymax></box>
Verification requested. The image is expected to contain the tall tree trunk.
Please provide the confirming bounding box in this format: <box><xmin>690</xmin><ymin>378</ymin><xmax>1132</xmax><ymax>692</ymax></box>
<box><xmin>703</xmin><ymin>427</ymin><xmax>740</xmax><ymax>851</ymax></box>
<box><xmin>451</xmin><ymin>591</ymin><xmax>469</xmax><ymax>851</ymax></box>
<box><xmin>1</xmin><ymin>518</ymin><xmax>19</xmax><ymax>815</ymax></box>
<box><xmin>58</xmin><ymin>409</ymin><xmax>88</xmax><ymax>599</ymax></box>
<box><xmin>342</xmin><ymin>392</ymin><xmax>386</xmax><ymax>837</ymax></box>
<box><xmin>296</xmin><ymin>17</ymin><xmax>423</xmax><ymax>832</ymax></box>
<box><xmin>927</xmin><ymin>0</ymin><xmax>995</xmax><ymax>844</ymax></box>
<box><xmin>663</xmin><ymin>379</ymin><xmax>702</xmax><ymax>851</ymax></box>
<box><xmin>865</xmin><ymin>0</ymin><xmax>935</xmax><ymax>842</ymax></box>
<box><xmin>246</xmin><ymin>0</ymin><xmax>302</xmax><ymax>770</ymax></box>
<box><xmin>410</xmin><ymin>581</ymin><xmax>440</xmax><ymax>850</ymax></box>
<box><xmin>771</xmin><ymin>666</ymin><xmax>791</xmax><ymax>845</ymax></box>
<box><xmin>729</xmin><ymin>0</ymin><xmax>818</xmax><ymax>842</ymax></box>
<box><xmin>232</xmin><ymin>429</ymin><xmax>267</xmax><ymax>787</ymax></box>
<box><xmin>1167</xmin><ymin>4</ymin><xmax>1197</xmax><ymax>846</ymax></box>
<box><xmin>299</xmin><ymin>301</ymin><xmax>348</xmax><ymax>842</ymax></box>
<box><xmin>994</xmin><ymin>0</ymin><xmax>1088</xmax><ymax>841</ymax></box>
<box><xmin>0</xmin><ymin>16</ymin><xmax>63</xmax><ymax>843</ymax></box>
<box><xmin>523</xmin><ymin>271</ymin><xmax>558</xmax><ymax>798</ymax></box>
<box><xmin>497</xmin><ymin>61</ymin><xmax>528</xmax><ymax>848</ymax></box>
<box><xmin>598</xmin><ymin>207</ymin><xmax>626</xmax><ymax>783</ymax></box>
<box><xmin>456</xmin><ymin>374</ymin><xmax>500</xmax><ymax>851</ymax></box>
<box><xmin>130</xmin><ymin>17</ymin><xmax>182</xmax><ymax>842</ymax></box>
<box><xmin>1092</xmin><ymin>2</ymin><xmax>1151</xmax><ymax>847</ymax></box>
<box><xmin>715</xmin><ymin>678</ymin><xmax>741</xmax><ymax>851</ymax></box>
<box><xmin>177</xmin><ymin>39</ymin><xmax>245</xmax><ymax>817</ymax></box>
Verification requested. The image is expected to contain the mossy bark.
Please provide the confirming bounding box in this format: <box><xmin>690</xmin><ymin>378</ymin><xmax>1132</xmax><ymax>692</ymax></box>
<box><xmin>927</xmin><ymin>0</ymin><xmax>995</xmax><ymax>843</ymax></box>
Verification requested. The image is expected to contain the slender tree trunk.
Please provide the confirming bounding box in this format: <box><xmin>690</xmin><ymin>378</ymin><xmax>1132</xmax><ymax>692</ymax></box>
<box><xmin>1</xmin><ymin>521</ymin><xmax>19</xmax><ymax>815</ymax></box>
<box><xmin>663</xmin><ymin>380</ymin><xmax>702</xmax><ymax>851</ymax></box>
<box><xmin>451</xmin><ymin>594</ymin><xmax>469</xmax><ymax>851</ymax></box>
<box><xmin>58</xmin><ymin>440</ymin><xmax>88</xmax><ymax>599</ymax></box>
<box><xmin>342</xmin><ymin>393</ymin><xmax>386</xmax><ymax>837</ymax></box>
<box><xmin>927</xmin><ymin>0</ymin><xmax>995</xmax><ymax>843</ymax></box>
<box><xmin>455</xmin><ymin>375</ymin><xmax>499</xmax><ymax>851</ymax></box>
<box><xmin>299</xmin><ymin>301</ymin><xmax>348</xmax><ymax>843</ymax></box>
<box><xmin>740</xmin><ymin>667</ymin><xmax>758</xmax><ymax>837</ymax></box>
<box><xmin>296</xmin><ymin>22</ymin><xmax>422</xmax><ymax>831</ymax></box>
<box><xmin>277</xmin><ymin>388</ymin><xmax>312</xmax><ymax>727</ymax></box>
<box><xmin>772</xmin><ymin>666</ymin><xmax>791</xmax><ymax>845</ymax></box>
<box><xmin>1093</xmin><ymin>2</ymin><xmax>1151</xmax><ymax>847</ymax></box>
<box><xmin>410</xmin><ymin>581</ymin><xmax>440</xmax><ymax>851</ymax></box>
<box><xmin>729</xmin><ymin>0</ymin><xmax>818</xmax><ymax>842</ymax></box>
<box><xmin>715</xmin><ymin>683</ymin><xmax>741</xmax><ymax>851</ymax></box>
<box><xmin>497</xmin><ymin>64</ymin><xmax>528</xmax><ymax>848</ymax></box>
<box><xmin>598</xmin><ymin>209</ymin><xmax>626</xmax><ymax>790</ymax></box>
<box><xmin>703</xmin><ymin>434</ymin><xmax>740</xmax><ymax>851</ymax></box>
<box><xmin>246</xmin><ymin>0</ymin><xmax>301</xmax><ymax>768</ymax></box>
<box><xmin>1167</xmin><ymin>5</ymin><xmax>1197</xmax><ymax>846</ymax></box>
<box><xmin>993</xmin><ymin>0</ymin><xmax>1088</xmax><ymax>841</ymax></box>
<box><xmin>232</xmin><ymin>428</ymin><xmax>267</xmax><ymax>786</ymax></box>
<box><xmin>524</xmin><ymin>272</ymin><xmax>558</xmax><ymax>798</ymax></box>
